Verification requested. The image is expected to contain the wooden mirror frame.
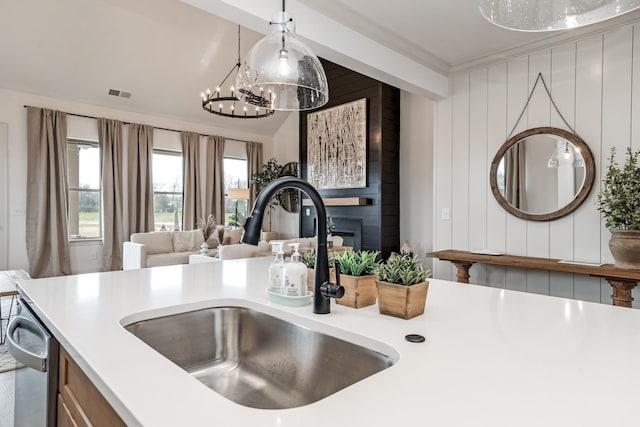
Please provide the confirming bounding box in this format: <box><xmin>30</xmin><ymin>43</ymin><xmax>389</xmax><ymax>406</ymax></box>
<box><xmin>489</xmin><ymin>127</ymin><xmax>595</xmax><ymax>221</ymax></box>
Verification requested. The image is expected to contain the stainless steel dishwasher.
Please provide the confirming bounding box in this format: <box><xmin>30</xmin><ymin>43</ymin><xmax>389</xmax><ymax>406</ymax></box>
<box><xmin>7</xmin><ymin>298</ymin><xmax>59</xmax><ymax>427</ymax></box>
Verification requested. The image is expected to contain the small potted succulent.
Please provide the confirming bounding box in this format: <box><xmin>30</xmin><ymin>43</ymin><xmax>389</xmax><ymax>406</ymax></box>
<box><xmin>597</xmin><ymin>147</ymin><xmax>640</xmax><ymax>269</ymax></box>
<box><xmin>333</xmin><ymin>250</ymin><xmax>380</xmax><ymax>308</ymax></box>
<box><xmin>301</xmin><ymin>249</ymin><xmax>337</xmax><ymax>292</ymax></box>
<box><xmin>373</xmin><ymin>253</ymin><xmax>431</xmax><ymax>319</ymax></box>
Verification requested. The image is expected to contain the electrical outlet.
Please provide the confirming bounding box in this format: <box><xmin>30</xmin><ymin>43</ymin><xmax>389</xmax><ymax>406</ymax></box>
<box><xmin>441</xmin><ymin>208</ymin><xmax>450</xmax><ymax>221</ymax></box>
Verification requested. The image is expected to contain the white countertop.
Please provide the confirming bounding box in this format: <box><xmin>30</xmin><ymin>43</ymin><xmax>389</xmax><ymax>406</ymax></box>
<box><xmin>17</xmin><ymin>258</ymin><xmax>640</xmax><ymax>426</ymax></box>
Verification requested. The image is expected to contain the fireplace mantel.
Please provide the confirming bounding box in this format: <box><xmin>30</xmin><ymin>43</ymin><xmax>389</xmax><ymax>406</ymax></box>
<box><xmin>302</xmin><ymin>197</ymin><xmax>368</xmax><ymax>207</ymax></box>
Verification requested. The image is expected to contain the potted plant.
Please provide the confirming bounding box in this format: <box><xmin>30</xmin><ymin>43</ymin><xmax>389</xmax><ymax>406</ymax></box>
<box><xmin>251</xmin><ymin>158</ymin><xmax>299</xmax><ymax>235</ymax></box>
<box><xmin>326</xmin><ymin>213</ymin><xmax>335</xmax><ymax>247</ymax></box>
<box><xmin>373</xmin><ymin>253</ymin><xmax>431</xmax><ymax>319</ymax></box>
<box><xmin>333</xmin><ymin>250</ymin><xmax>380</xmax><ymax>308</ymax></box>
<box><xmin>597</xmin><ymin>147</ymin><xmax>640</xmax><ymax>269</ymax></box>
<box><xmin>301</xmin><ymin>249</ymin><xmax>337</xmax><ymax>292</ymax></box>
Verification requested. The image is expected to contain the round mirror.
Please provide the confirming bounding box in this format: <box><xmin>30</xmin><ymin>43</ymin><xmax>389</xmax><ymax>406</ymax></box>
<box><xmin>489</xmin><ymin>127</ymin><xmax>595</xmax><ymax>221</ymax></box>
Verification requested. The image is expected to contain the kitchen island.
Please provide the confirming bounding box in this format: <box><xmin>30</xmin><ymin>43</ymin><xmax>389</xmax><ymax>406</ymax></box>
<box><xmin>17</xmin><ymin>257</ymin><xmax>640</xmax><ymax>426</ymax></box>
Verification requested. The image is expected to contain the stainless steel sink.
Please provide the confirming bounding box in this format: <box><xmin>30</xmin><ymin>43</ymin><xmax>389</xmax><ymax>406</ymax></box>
<box><xmin>124</xmin><ymin>306</ymin><xmax>395</xmax><ymax>409</ymax></box>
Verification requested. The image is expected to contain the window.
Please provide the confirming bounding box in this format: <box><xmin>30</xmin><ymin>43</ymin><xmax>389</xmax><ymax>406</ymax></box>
<box><xmin>224</xmin><ymin>157</ymin><xmax>248</xmax><ymax>227</ymax></box>
<box><xmin>152</xmin><ymin>149</ymin><xmax>183</xmax><ymax>231</ymax></box>
<box><xmin>67</xmin><ymin>139</ymin><xmax>101</xmax><ymax>240</ymax></box>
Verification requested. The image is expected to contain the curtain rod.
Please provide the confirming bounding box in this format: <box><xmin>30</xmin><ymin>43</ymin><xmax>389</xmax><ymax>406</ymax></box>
<box><xmin>22</xmin><ymin>105</ymin><xmax>257</xmax><ymax>144</ymax></box>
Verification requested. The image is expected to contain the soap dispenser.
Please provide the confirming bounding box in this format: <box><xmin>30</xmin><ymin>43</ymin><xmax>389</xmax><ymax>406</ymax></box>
<box><xmin>269</xmin><ymin>241</ymin><xmax>286</xmax><ymax>293</ymax></box>
<box><xmin>284</xmin><ymin>243</ymin><xmax>307</xmax><ymax>297</ymax></box>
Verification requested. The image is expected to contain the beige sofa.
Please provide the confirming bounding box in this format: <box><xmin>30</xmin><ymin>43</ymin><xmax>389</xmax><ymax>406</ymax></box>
<box><xmin>122</xmin><ymin>229</ymin><xmax>319</xmax><ymax>269</ymax></box>
<box><xmin>123</xmin><ymin>230</ymin><xmax>210</xmax><ymax>270</ymax></box>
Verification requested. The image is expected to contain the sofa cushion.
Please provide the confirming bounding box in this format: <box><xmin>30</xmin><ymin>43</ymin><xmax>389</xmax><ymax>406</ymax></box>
<box><xmin>172</xmin><ymin>230</ymin><xmax>204</xmax><ymax>252</ymax></box>
<box><xmin>130</xmin><ymin>232</ymin><xmax>173</xmax><ymax>255</ymax></box>
<box><xmin>147</xmin><ymin>251</ymin><xmax>196</xmax><ymax>267</ymax></box>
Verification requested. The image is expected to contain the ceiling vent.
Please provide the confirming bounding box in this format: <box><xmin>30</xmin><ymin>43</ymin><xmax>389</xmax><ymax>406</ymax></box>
<box><xmin>108</xmin><ymin>89</ymin><xmax>131</xmax><ymax>99</ymax></box>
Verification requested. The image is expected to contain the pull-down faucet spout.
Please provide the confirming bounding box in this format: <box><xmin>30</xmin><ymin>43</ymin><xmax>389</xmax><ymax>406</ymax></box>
<box><xmin>241</xmin><ymin>177</ymin><xmax>344</xmax><ymax>314</ymax></box>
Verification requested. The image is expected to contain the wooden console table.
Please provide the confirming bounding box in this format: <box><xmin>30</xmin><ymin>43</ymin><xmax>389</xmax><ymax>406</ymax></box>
<box><xmin>427</xmin><ymin>250</ymin><xmax>640</xmax><ymax>308</ymax></box>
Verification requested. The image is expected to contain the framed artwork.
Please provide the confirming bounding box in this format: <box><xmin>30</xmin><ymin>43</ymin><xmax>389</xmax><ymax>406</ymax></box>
<box><xmin>306</xmin><ymin>98</ymin><xmax>367</xmax><ymax>190</ymax></box>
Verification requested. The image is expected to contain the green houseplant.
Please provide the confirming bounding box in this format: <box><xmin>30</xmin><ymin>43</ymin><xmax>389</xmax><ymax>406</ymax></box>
<box><xmin>333</xmin><ymin>250</ymin><xmax>380</xmax><ymax>308</ymax></box>
<box><xmin>251</xmin><ymin>159</ymin><xmax>299</xmax><ymax>233</ymax></box>
<box><xmin>597</xmin><ymin>147</ymin><xmax>640</xmax><ymax>269</ymax></box>
<box><xmin>373</xmin><ymin>253</ymin><xmax>432</xmax><ymax>319</ymax></box>
<box><xmin>301</xmin><ymin>249</ymin><xmax>338</xmax><ymax>292</ymax></box>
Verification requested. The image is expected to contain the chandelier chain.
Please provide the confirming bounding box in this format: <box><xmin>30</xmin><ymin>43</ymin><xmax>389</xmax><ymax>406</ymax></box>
<box><xmin>200</xmin><ymin>24</ymin><xmax>274</xmax><ymax>119</ymax></box>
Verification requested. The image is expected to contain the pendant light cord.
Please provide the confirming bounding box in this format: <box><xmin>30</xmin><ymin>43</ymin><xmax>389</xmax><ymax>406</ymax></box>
<box><xmin>237</xmin><ymin>25</ymin><xmax>241</xmax><ymax>66</ymax></box>
<box><xmin>218</xmin><ymin>25</ymin><xmax>241</xmax><ymax>86</ymax></box>
<box><xmin>507</xmin><ymin>72</ymin><xmax>578</xmax><ymax>140</ymax></box>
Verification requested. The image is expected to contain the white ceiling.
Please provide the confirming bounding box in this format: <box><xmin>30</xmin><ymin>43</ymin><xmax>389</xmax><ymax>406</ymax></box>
<box><xmin>299</xmin><ymin>0</ymin><xmax>550</xmax><ymax>73</ymax></box>
<box><xmin>1</xmin><ymin>0</ymin><xmax>639</xmax><ymax>137</ymax></box>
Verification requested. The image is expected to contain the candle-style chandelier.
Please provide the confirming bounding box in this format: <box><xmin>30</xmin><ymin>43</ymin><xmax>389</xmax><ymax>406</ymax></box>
<box><xmin>201</xmin><ymin>25</ymin><xmax>275</xmax><ymax>119</ymax></box>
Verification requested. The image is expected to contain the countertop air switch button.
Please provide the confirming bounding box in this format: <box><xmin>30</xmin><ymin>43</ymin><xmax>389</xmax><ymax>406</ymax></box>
<box><xmin>405</xmin><ymin>334</ymin><xmax>425</xmax><ymax>343</ymax></box>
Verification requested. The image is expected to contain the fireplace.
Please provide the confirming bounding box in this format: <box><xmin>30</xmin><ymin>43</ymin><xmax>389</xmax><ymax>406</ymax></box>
<box><xmin>299</xmin><ymin>59</ymin><xmax>400</xmax><ymax>258</ymax></box>
<box><xmin>331</xmin><ymin>217</ymin><xmax>362</xmax><ymax>251</ymax></box>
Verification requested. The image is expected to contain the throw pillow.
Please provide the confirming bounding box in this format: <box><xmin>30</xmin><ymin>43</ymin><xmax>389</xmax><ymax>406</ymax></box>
<box><xmin>225</xmin><ymin>228</ymin><xmax>243</xmax><ymax>245</ymax></box>
<box><xmin>213</xmin><ymin>225</ymin><xmax>226</xmax><ymax>245</ymax></box>
<box><xmin>206</xmin><ymin>234</ymin><xmax>220</xmax><ymax>249</ymax></box>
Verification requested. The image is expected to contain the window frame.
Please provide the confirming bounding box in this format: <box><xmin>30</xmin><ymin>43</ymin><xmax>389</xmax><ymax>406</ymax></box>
<box><xmin>223</xmin><ymin>155</ymin><xmax>249</xmax><ymax>228</ymax></box>
<box><xmin>67</xmin><ymin>137</ymin><xmax>102</xmax><ymax>242</ymax></box>
<box><xmin>152</xmin><ymin>148</ymin><xmax>184</xmax><ymax>231</ymax></box>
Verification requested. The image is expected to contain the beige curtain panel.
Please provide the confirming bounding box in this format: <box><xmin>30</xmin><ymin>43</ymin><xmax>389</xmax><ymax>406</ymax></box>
<box><xmin>505</xmin><ymin>144</ymin><xmax>526</xmax><ymax>210</ymax></box>
<box><xmin>181</xmin><ymin>131</ymin><xmax>203</xmax><ymax>230</ymax></box>
<box><xmin>246</xmin><ymin>141</ymin><xmax>263</xmax><ymax>212</ymax></box>
<box><xmin>98</xmin><ymin>118</ymin><xmax>124</xmax><ymax>271</ymax></box>
<box><xmin>205</xmin><ymin>135</ymin><xmax>225</xmax><ymax>225</ymax></box>
<box><xmin>26</xmin><ymin>107</ymin><xmax>71</xmax><ymax>278</ymax></box>
<box><xmin>126</xmin><ymin>124</ymin><xmax>155</xmax><ymax>237</ymax></box>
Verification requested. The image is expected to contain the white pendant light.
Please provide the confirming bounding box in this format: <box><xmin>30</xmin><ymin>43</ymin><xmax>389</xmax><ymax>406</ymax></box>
<box><xmin>236</xmin><ymin>0</ymin><xmax>328</xmax><ymax>111</ymax></box>
<box><xmin>479</xmin><ymin>0</ymin><xmax>640</xmax><ymax>32</ymax></box>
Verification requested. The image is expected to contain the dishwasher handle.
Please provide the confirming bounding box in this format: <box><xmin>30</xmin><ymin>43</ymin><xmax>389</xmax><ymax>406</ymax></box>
<box><xmin>6</xmin><ymin>316</ymin><xmax>48</xmax><ymax>372</ymax></box>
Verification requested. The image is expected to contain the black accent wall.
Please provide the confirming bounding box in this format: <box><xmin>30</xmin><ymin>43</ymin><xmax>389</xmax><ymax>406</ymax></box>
<box><xmin>299</xmin><ymin>59</ymin><xmax>400</xmax><ymax>259</ymax></box>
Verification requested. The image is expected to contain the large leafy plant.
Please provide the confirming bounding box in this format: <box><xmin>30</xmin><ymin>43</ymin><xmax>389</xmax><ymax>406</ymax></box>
<box><xmin>251</xmin><ymin>158</ymin><xmax>298</xmax><ymax>210</ymax></box>
<box><xmin>374</xmin><ymin>253</ymin><xmax>431</xmax><ymax>286</ymax></box>
<box><xmin>250</xmin><ymin>158</ymin><xmax>299</xmax><ymax>230</ymax></box>
<box><xmin>597</xmin><ymin>147</ymin><xmax>640</xmax><ymax>230</ymax></box>
<box><xmin>334</xmin><ymin>250</ymin><xmax>380</xmax><ymax>277</ymax></box>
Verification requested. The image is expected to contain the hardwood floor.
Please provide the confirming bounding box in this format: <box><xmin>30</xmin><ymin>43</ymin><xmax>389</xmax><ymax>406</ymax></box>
<box><xmin>0</xmin><ymin>369</ymin><xmax>14</xmax><ymax>427</ymax></box>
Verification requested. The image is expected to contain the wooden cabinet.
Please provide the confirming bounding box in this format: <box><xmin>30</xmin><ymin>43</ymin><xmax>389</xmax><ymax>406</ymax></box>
<box><xmin>57</xmin><ymin>395</ymin><xmax>78</xmax><ymax>427</ymax></box>
<box><xmin>57</xmin><ymin>346</ymin><xmax>125</xmax><ymax>427</ymax></box>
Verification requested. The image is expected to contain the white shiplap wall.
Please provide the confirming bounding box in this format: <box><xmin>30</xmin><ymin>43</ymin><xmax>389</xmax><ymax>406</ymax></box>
<box><xmin>434</xmin><ymin>23</ymin><xmax>640</xmax><ymax>307</ymax></box>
